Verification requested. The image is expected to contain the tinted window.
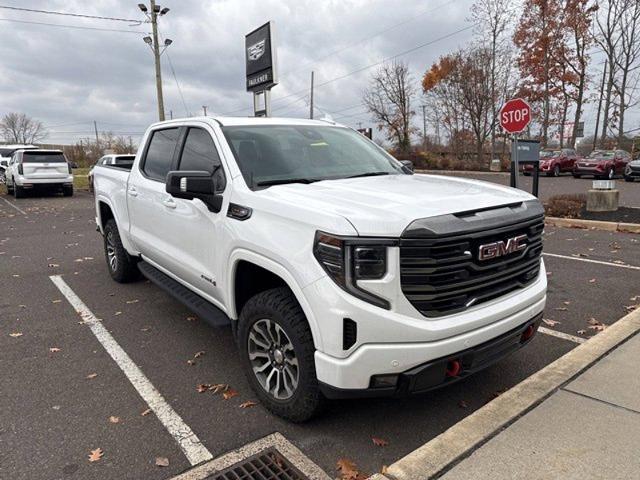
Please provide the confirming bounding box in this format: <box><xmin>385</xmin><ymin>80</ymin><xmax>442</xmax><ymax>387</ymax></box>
<box><xmin>114</xmin><ymin>155</ymin><xmax>135</xmax><ymax>167</ymax></box>
<box><xmin>0</xmin><ymin>148</ymin><xmax>16</xmax><ymax>157</ymax></box>
<box><xmin>23</xmin><ymin>152</ymin><xmax>66</xmax><ymax>163</ymax></box>
<box><xmin>143</xmin><ymin>128</ymin><xmax>180</xmax><ymax>180</ymax></box>
<box><xmin>178</xmin><ymin>128</ymin><xmax>221</xmax><ymax>173</ymax></box>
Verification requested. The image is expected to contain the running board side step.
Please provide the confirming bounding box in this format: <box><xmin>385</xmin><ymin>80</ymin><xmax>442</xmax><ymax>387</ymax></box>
<box><xmin>138</xmin><ymin>261</ymin><xmax>231</xmax><ymax>328</ymax></box>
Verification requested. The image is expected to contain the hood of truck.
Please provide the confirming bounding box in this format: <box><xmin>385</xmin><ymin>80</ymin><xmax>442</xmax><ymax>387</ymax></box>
<box><xmin>261</xmin><ymin>173</ymin><xmax>536</xmax><ymax>236</ymax></box>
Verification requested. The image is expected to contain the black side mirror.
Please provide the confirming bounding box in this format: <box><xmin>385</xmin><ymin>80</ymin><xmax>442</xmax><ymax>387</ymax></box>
<box><xmin>0</xmin><ymin>160</ymin><xmax>7</xmax><ymax>168</ymax></box>
<box><xmin>400</xmin><ymin>159</ymin><xmax>414</xmax><ymax>173</ymax></box>
<box><xmin>166</xmin><ymin>169</ymin><xmax>223</xmax><ymax>213</ymax></box>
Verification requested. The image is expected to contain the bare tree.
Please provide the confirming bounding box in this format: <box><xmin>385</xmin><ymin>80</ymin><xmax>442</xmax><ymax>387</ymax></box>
<box><xmin>613</xmin><ymin>0</ymin><xmax>640</xmax><ymax>143</ymax></box>
<box><xmin>363</xmin><ymin>61</ymin><xmax>416</xmax><ymax>154</ymax></box>
<box><xmin>0</xmin><ymin>112</ymin><xmax>47</xmax><ymax>144</ymax></box>
<box><xmin>470</xmin><ymin>0</ymin><xmax>514</xmax><ymax>162</ymax></box>
<box><xmin>595</xmin><ymin>0</ymin><xmax>624</xmax><ymax>146</ymax></box>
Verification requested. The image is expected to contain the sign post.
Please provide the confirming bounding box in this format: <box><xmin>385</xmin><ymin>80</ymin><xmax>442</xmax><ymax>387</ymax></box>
<box><xmin>245</xmin><ymin>21</ymin><xmax>278</xmax><ymax>117</ymax></box>
<box><xmin>500</xmin><ymin>98</ymin><xmax>532</xmax><ymax>190</ymax></box>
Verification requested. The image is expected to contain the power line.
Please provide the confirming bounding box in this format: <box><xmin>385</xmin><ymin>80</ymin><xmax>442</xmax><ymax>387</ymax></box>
<box><xmin>165</xmin><ymin>50</ymin><xmax>190</xmax><ymax>117</ymax></box>
<box><xmin>224</xmin><ymin>23</ymin><xmax>475</xmax><ymax>115</ymax></box>
<box><xmin>0</xmin><ymin>5</ymin><xmax>143</xmax><ymax>24</ymax></box>
<box><xmin>279</xmin><ymin>0</ymin><xmax>461</xmax><ymax>80</ymax></box>
<box><xmin>0</xmin><ymin>17</ymin><xmax>146</xmax><ymax>34</ymax></box>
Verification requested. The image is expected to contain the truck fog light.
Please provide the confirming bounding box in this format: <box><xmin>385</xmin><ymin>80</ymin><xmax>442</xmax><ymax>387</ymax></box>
<box><xmin>371</xmin><ymin>374</ymin><xmax>399</xmax><ymax>389</ymax></box>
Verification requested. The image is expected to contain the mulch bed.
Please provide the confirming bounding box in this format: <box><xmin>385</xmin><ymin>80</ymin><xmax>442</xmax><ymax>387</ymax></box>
<box><xmin>580</xmin><ymin>206</ymin><xmax>640</xmax><ymax>224</ymax></box>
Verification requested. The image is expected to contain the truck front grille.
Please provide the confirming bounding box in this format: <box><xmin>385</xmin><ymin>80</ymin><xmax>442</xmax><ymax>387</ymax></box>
<box><xmin>399</xmin><ymin>214</ymin><xmax>544</xmax><ymax>317</ymax></box>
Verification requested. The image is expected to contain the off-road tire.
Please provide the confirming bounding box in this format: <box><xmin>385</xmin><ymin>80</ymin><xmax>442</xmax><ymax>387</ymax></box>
<box><xmin>238</xmin><ymin>287</ymin><xmax>324</xmax><ymax>422</ymax></box>
<box><xmin>103</xmin><ymin>219</ymin><xmax>139</xmax><ymax>283</ymax></box>
<box><xmin>14</xmin><ymin>185</ymin><xmax>25</xmax><ymax>198</ymax></box>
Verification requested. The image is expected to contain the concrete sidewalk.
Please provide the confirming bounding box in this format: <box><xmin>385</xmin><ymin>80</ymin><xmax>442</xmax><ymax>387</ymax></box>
<box><xmin>439</xmin><ymin>331</ymin><xmax>640</xmax><ymax>480</ymax></box>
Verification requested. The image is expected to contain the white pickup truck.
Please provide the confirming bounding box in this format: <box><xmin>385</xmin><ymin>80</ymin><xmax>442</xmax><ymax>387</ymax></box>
<box><xmin>93</xmin><ymin>116</ymin><xmax>546</xmax><ymax>421</ymax></box>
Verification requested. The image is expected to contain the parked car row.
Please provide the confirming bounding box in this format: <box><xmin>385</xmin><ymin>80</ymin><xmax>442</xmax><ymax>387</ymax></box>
<box><xmin>523</xmin><ymin>148</ymin><xmax>637</xmax><ymax>181</ymax></box>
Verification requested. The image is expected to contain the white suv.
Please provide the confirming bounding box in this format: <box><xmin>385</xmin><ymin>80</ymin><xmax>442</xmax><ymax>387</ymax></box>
<box><xmin>6</xmin><ymin>149</ymin><xmax>74</xmax><ymax>198</ymax></box>
<box><xmin>0</xmin><ymin>144</ymin><xmax>37</xmax><ymax>184</ymax></box>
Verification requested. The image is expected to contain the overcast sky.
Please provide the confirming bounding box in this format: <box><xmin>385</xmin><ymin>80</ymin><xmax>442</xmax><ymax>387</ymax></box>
<box><xmin>0</xmin><ymin>0</ymin><xmax>636</xmax><ymax>146</ymax></box>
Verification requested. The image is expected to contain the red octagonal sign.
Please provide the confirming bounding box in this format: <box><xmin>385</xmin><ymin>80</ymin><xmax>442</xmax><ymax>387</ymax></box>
<box><xmin>500</xmin><ymin>98</ymin><xmax>531</xmax><ymax>134</ymax></box>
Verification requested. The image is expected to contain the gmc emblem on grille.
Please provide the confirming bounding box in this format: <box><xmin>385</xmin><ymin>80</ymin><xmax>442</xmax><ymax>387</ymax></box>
<box><xmin>478</xmin><ymin>234</ymin><xmax>527</xmax><ymax>261</ymax></box>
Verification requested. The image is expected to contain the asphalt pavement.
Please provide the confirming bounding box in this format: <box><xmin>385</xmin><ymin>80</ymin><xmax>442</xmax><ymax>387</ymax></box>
<box><xmin>1</xmin><ymin>188</ymin><xmax>639</xmax><ymax>479</ymax></box>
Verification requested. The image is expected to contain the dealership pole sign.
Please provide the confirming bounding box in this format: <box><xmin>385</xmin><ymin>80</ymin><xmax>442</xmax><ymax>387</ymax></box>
<box><xmin>245</xmin><ymin>21</ymin><xmax>278</xmax><ymax>117</ymax></box>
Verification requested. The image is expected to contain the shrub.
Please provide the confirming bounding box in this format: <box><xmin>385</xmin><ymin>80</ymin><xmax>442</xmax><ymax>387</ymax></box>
<box><xmin>544</xmin><ymin>194</ymin><xmax>586</xmax><ymax>218</ymax></box>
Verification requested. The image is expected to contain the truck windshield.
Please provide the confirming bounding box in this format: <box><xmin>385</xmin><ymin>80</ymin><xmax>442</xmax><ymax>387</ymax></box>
<box><xmin>221</xmin><ymin>125</ymin><xmax>405</xmax><ymax>188</ymax></box>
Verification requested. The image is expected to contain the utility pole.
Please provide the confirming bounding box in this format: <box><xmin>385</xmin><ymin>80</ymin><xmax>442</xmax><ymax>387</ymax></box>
<box><xmin>169</xmin><ymin>110</ymin><xmax>173</xmax><ymax>120</ymax></box>
<box><xmin>593</xmin><ymin>64</ymin><xmax>607</xmax><ymax>150</ymax></box>
<box><xmin>140</xmin><ymin>2</ymin><xmax>171</xmax><ymax>121</ymax></box>
<box><xmin>421</xmin><ymin>105</ymin><xmax>427</xmax><ymax>150</ymax></box>
<box><xmin>309</xmin><ymin>71</ymin><xmax>314</xmax><ymax>119</ymax></box>
<box><xmin>93</xmin><ymin>121</ymin><xmax>99</xmax><ymax>146</ymax></box>
<box><xmin>202</xmin><ymin>106</ymin><xmax>208</xmax><ymax>116</ymax></box>
<box><xmin>150</xmin><ymin>0</ymin><xmax>165</xmax><ymax>121</ymax></box>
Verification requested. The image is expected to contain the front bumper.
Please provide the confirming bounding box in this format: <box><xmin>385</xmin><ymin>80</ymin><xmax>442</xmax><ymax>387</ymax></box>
<box><xmin>320</xmin><ymin>313</ymin><xmax>542</xmax><ymax>399</ymax></box>
<box><xmin>625</xmin><ymin>167</ymin><xmax>640</xmax><ymax>178</ymax></box>
<box><xmin>574</xmin><ymin>164</ymin><xmax>606</xmax><ymax>176</ymax></box>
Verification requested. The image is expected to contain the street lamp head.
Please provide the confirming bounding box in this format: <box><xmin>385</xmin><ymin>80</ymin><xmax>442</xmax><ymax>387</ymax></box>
<box><xmin>160</xmin><ymin>7</ymin><xmax>170</xmax><ymax>15</ymax></box>
<box><xmin>138</xmin><ymin>3</ymin><xmax>148</xmax><ymax>12</ymax></box>
<box><xmin>143</xmin><ymin>36</ymin><xmax>152</xmax><ymax>45</ymax></box>
<box><xmin>164</xmin><ymin>38</ymin><xmax>173</xmax><ymax>46</ymax></box>
<box><xmin>153</xmin><ymin>4</ymin><xmax>161</xmax><ymax>13</ymax></box>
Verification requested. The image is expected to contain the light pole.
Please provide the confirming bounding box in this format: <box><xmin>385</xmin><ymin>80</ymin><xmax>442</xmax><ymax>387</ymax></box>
<box><xmin>139</xmin><ymin>2</ymin><xmax>171</xmax><ymax>121</ymax></box>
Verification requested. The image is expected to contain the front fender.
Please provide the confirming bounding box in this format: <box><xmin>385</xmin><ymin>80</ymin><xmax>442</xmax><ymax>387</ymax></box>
<box><xmin>227</xmin><ymin>248</ymin><xmax>324</xmax><ymax>351</ymax></box>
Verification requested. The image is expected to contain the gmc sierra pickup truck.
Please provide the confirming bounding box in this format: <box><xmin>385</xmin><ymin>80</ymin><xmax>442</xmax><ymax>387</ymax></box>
<box><xmin>93</xmin><ymin>116</ymin><xmax>546</xmax><ymax>421</ymax></box>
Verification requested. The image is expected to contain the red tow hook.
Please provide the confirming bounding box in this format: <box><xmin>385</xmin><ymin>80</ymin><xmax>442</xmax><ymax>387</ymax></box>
<box><xmin>521</xmin><ymin>324</ymin><xmax>535</xmax><ymax>342</ymax></box>
<box><xmin>445</xmin><ymin>359</ymin><xmax>462</xmax><ymax>377</ymax></box>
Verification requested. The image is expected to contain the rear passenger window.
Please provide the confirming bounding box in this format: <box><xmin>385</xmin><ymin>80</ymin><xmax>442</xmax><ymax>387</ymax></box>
<box><xmin>143</xmin><ymin>128</ymin><xmax>180</xmax><ymax>181</ymax></box>
<box><xmin>178</xmin><ymin>128</ymin><xmax>221</xmax><ymax>174</ymax></box>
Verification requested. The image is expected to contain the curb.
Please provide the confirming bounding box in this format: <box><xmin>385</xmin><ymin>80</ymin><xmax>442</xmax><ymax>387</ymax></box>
<box><xmin>378</xmin><ymin>307</ymin><xmax>640</xmax><ymax>480</ymax></box>
<box><xmin>545</xmin><ymin>216</ymin><xmax>640</xmax><ymax>234</ymax></box>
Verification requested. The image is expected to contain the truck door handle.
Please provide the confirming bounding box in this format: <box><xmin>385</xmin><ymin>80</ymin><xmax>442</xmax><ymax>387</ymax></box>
<box><xmin>162</xmin><ymin>198</ymin><xmax>177</xmax><ymax>209</ymax></box>
<box><xmin>128</xmin><ymin>187</ymin><xmax>138</xmax><ymax>197</ymax></box>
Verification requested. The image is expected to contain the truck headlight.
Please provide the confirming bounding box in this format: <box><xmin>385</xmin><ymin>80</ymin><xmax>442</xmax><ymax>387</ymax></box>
<box><xmin>313</xmin><ymin>231</ymin><xmax>394</xmax><ymax>309</ymax></box>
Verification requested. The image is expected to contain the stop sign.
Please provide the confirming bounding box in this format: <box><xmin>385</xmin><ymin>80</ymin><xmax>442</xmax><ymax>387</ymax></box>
<box><xmin>500</xmin><ymin>98</ymin><xmax>531</xmax><ymax>134</ymax></box>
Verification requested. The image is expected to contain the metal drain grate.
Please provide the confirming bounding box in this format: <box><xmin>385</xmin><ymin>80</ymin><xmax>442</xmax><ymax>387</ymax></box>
<box><xmin>205</xmin><ymin>447</ymin><xmax>308</xmax><ymax>480</ymax></box>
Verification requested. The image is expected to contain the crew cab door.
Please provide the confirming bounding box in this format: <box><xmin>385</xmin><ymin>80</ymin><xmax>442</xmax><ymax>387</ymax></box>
<box><xmin>128</xmin><ymin>124</ymin><xmax>227</xmax><ymax>303</ymax></box>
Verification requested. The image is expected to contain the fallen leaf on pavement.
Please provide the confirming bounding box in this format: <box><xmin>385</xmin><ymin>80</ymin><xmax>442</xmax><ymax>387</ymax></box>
<box><xmin>554</xmin><ymin>307</ymin><xmax>568</xmax><ymax>311</ymax></box>
<box><xmin>141</xmin><ymin>408</ymin><xmax>152</xmax><ymax>416</ymax></box>
<box><xmin>114</xmin><ymin>311</ymin><xmax>122</xmax><ymax>316</ymax></box>
<box><xmin>9</xmin><ymin>332</ymin><xmax>23</xmax><ymax>337</ymax></box>
<box><xmin>52</xmin><ymin>299</ymin><xmax>62</xmax><ymax>303</ymax></box>
<box><xmin>109</xmin><ymin>416</ymin><xmax>120</xmax><ymax>424</ymax></box>
<box><xmin>48</xmin><ymin>263</ymin><xmax>59</xmax><ymax>268</ymax></box>
<box><xmin>223</xmin><ymin>388</ymin><xmax>238</xmax><ymax>400</ymax></box>
<box><xmin>577</xmin><ymin>329</ymin><xmax>587</xmax><ymax>335</ymax></box>
<box><xmin>624</xmin><ymin>305</ymin><xmax>638</xmax><ymax>312</ymax></box>
<box><xmin>372</xmin><ymin>437</ymin><xmax>389</xmax><ymax>447</ymax></box>
<box><xmin>563</xmin><ymin>301</ymin><xmax>571</xmax><ymax>305</ymax></box>
<box><xmin>194</xmin><ymin>351</ymin><xmax>205</xmax><ymax>358</ymax></box>
<box><xmin>613</xmin><ymin>260</ymin><xmax>626</xmax><ymax>265</ymax></box>
<box><xmin>239</xmin><ymin>400</ymin><xmax>258</xmax><ymax>409</ymax></box>
<box><xmin>589</xmin><ymin>278</ymin><xmax>596</xmax><ymax>283</ymax></box>
<box><xmin>155</xmin><ymin>457</ymin><xmax>169</xmax><ymax>467</ymax></box>
<box><xmin>88</xmin><ymin>448</ymin><xmax>103</xmax><ymax>462</ymax></box>
<box><xmin>543</xmin><ymin>318</ymin><xmax>560</xmax><ymax>327</ymax></box>
<box><xmin>196</xmin><ymin>384</ymin><xmax>210</xmax><ymax>393</ymax></box>
<box><xmin>186</xmin><ymin>316</ymin><xmax>197</xmax><ymax>321</ymax></box>
<box><xmin>49</xmin><ymin>347</ymin><xmax>61</xmax><ymax>353</ymax></box>
<box><xmin>210</xmin><ymin>383</ymin><xmax>229</xmax><ymax>394</ymax></box>
<box><xmin>86</xmin><ymin>373</ymin><xmax>98</xmax><ymax>379</ymax></box>
<box><xmin>631</xmin><ymin>296</ymin><xmax>639</xmax><ymax>302</ymax></box>
<box><xmin>337</xmin><ymin>458</ymin><xmax>365</xmax><ymax>480</ymax></box>
<box><xmin>126</xmin><ymin>299</ymin><xmax>138</xmax><ymax>304</ymax></box>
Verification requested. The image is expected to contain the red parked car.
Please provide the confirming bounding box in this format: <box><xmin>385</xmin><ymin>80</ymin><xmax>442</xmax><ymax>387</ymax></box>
<box><xmin>573</xmin><ymin>149</ymin><xmax>632</xmax><ymax>179</ymax></box>
<box><xmin>523</xmin><ymin>148</ymin><xmax>578</xmax><ymax>177</ymax></box>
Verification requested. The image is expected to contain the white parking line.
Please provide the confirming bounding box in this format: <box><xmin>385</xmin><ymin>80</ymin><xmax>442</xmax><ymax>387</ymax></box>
<box><xmin>0</xmin><ymin>196</ymin><xmax>26</xmax><ymax>215</ymax></box>
<box><xmin>538</xmin><ymin>326</ymin><xmax>586</xmax><ymax>344</ymax></box>
<box><xmin>49</xmin><ymin>275</ymin><xmax>213</xmax><ymax>466</ymax></box>
<box><xmin>543</xmin><ymin>252</ymin><xmax>640</xmax><ymax>271</ymax></box>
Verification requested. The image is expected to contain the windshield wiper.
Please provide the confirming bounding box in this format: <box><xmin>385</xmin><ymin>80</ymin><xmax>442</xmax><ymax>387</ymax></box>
<box><xmin>346</xmin><ymin>171</ymin><xmax>392</xmax><ymax>179</ymax></box>
<box><xmin>256</xmin><ymin>178</ymin><xmax>322</xmax><ymax>187</ymax></box>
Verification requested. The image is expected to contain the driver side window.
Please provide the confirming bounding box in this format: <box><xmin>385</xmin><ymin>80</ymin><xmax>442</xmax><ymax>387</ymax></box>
<box><xmin>177</xmin><ymin>127</ymin><xmax>226</xmax><ymax>190</ymax></box>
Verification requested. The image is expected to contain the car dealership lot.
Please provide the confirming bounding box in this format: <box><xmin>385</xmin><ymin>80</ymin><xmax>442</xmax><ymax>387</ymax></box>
<box><xmin>1</xmin><ymin>190</ymin><xmax>639</xmax><ymax>479</ymax></box>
